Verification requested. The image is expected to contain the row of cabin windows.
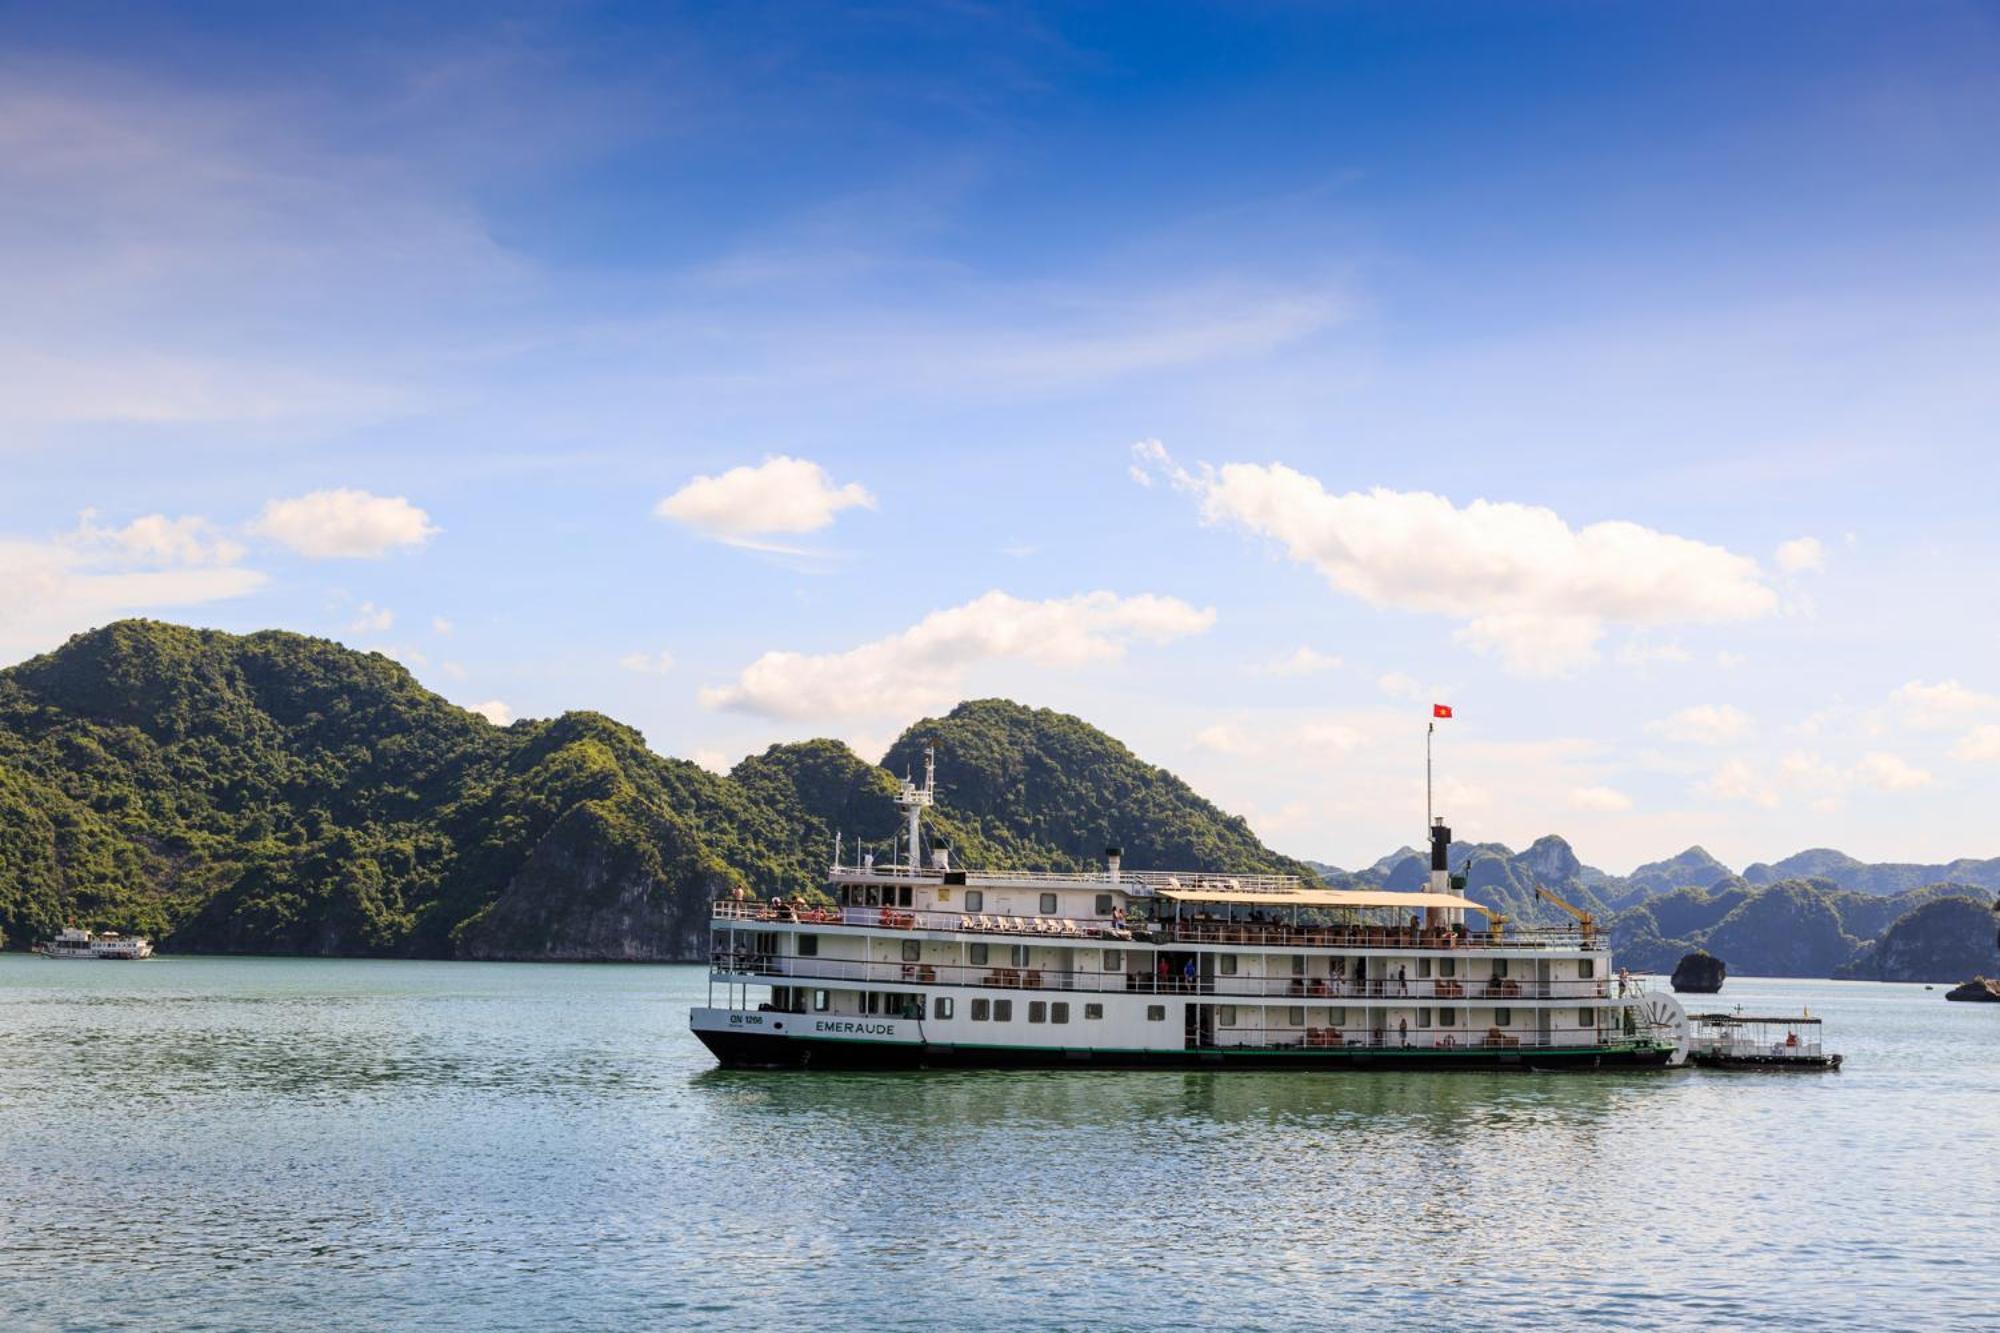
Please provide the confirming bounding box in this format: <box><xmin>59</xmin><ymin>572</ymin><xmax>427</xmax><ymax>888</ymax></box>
<box><xmin>960</xmin><ymin>891</ymin><xmax>1120</xmax><ymax>916</ymax></box>
<box><xmin>965</xmin><ymin>1000</ymin><xmax>1112</xmax><ymax>1023</ymax></box>
<box><xmin>840</xmin><ymin>885</ymin><xmax>916</xmax><ymax>907</ymax></box>
<box><xmin>807</xmin><ymin>990</ymin><xmax>924</xmax><ymax>1018</ymax></box>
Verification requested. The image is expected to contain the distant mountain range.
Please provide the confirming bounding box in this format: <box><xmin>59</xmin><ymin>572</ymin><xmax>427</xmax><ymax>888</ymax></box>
<box><xmin>2</xmin><ymin>618</ymin><xmax>1994</xmax><ymax>981</ymax></box>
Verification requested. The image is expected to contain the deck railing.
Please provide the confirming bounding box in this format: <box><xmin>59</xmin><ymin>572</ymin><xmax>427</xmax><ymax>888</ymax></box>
<box><xmin>825</xmin><ymin>866</ymin><xmax>1306</xmax><ymax>892</ymax></box>
<box><xmin>709</xmin><ymin>952</ymin><xmax>1641</xmax><ymax>1002</ymax></box>
<box><xmin>712</xmin><ymin>900</ymin><xmax>1601</xmax><ymax>952</ymax></box>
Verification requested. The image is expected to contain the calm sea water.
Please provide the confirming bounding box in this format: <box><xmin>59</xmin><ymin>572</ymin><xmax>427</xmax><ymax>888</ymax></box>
<box><xmin>3</xmin><ymin>957</ymin><xmax>1997</xmax><ymax>1332</ymax></box>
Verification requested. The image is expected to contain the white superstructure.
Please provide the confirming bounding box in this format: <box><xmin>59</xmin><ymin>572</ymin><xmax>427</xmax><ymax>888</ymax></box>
<box><xmin>692</xmin><ymin>750</ymin><xmax>1682</xmax><ymax>1071</ymax></box>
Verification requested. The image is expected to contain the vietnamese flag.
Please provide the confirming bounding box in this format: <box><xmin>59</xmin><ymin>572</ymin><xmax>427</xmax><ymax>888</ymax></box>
<box><xmin>1433</xmin><ymin>704</ymin><xmax>1453</xmax><ymax>718</ymax></box>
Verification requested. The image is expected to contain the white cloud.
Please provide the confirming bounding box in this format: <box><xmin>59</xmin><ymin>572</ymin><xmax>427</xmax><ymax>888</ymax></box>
<box><xmin>67</xmin><ymin>511</ymin><xmax>245</xmax><ymax>566</ymax></box>
<box><xmin>1646</xmin><ymin>704</ymin><xmax>1752</xmax><ymax>746</ymax></box>
<box><xmin>1704</xmin><ymin>747</ymin><xmax>1933</xmax><ymax>808</ymax></box>
<box><xmin>1891</xmin><ymin>678</ymin><xmax>2000</xmax><ymax>730</ymax></box>
<box><xmin>1261</xmin><ymin>646</ymin><xmax>1342</xmax><ymax>676</ymax></box>
<box><xmin>431</xmin><ymin>617</ymin><xmax>454</xmax><ymax>635</ymax></box>
<box><xmin>1569</xmin><ymin>785</ymin><xmax>1634</xmax><ymax>812</ymax></box>
<box><xmin>1854</xmin><ymin>751</ymin><xmax>1932</xmax><ymax>792</ymax></box>
<box><xmin>1615</xmin><ymin>638</ymin><xmax>1692</xmax><ymax>667</ymax></box>
<box><xmin>619</xmin><ymin>650</ymin><xmax>678</xmax><ymax>675</ymax></box>
<box><xmin>347</xmin><ymin>601</ymin><xmax>394</xmax><ymax>633</ymax></box>
<box><xmin>655</xmin><ymin>456</ymin><xmax>874</xmax><ymax>544</ymax></box>
<box><xmin>1196</xmin><ymin>722</ymin><xmax>1254</xmax><ymax>756</ymax></box>
<box><xmin>701</xmin><ymin>589</ymin><xmax>1215</xmax><ymax>720</ymax></box>
<box><xmin>1377</xmin><ymin>672</ymin><xmax>1425</xmax><ymax>700</ymax></box>
<box><xmin>1700</xmin><ymin>758</ymin><xmax>1779</xmax><ymax>809</ymax></box>
<box><xmin>251</xmin><ymin>489</ymin><xmax>438</xmax><ymax>558</ymax></box>
<box><xmin>1135</xmin><ymin>443</ymin><xmax>1777</xmax><ymax>676</ymax></box>
<box><xmin>1775</xmin><ymin>536</ymin><xmax>1825</xmax><ymax>575</ymax></box>
<box><xmin>1953</xmin><ymin>724</ymin><xmax>2000</xmax><ymax>762</ymax></box>
<box><xmin>468</xmin><ymin>699</ymin><xmax>514</xmax><ymax>725</ymax></box>
<box><xmin>0</xmin><ymin>513</ymin><xmax>266</xmax><ymax>663</ymax></box>
<box><xmin>437</xmin><ymin>661</ymin><xmax>468</xmax><ymax>682</ymax></box>
<box><xmin>690</xmin><ymin>748</ymin><xmax>732</xmax><ymax>775</ymax></box>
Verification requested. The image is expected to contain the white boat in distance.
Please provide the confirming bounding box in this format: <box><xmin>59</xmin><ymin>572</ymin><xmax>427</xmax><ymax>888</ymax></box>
<box><xmin>36</xmin><ymin>927</ymin><xmax>155</xmax><ymax>960</ymax></box>
<box><xmin>694</xmin><ymin>747</ymin><xmax>1689</xmax><ymax>1072</ymax></box>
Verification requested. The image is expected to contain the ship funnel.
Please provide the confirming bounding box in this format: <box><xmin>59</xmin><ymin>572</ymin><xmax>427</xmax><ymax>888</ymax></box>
<box><xmin>1427</xmin><ymin>818</ymin><xmax>1452</xmax><ymax>920</ymax></box>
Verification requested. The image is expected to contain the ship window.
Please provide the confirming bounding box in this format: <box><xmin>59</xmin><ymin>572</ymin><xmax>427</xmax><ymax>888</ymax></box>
<box><xmin>899</xmin><ymin>994</ymin><xmax>925</xmax><ymax>1020</ymax></box>
<box><xmin>970</xmin><ymin>942</ymin><xmax>990</xmax><ymax>965</ymax></box>
<box><xmin>1439</xmin><ymin>1008</ymin><xmax>1457</xmax><ymax>1027</ymax></box>
<box><xmin>1418</xmin><ymin>1008</ymin><xmax>1433</xmax><ymax>1028</ymax></box>
<box><xmin>1040</xmin><ymin>893</ymin><xmax>1058</xmax><ymax>914</ymax></box>
<box><xmin>1495</xmin><ymin>1008</ymin><xmax>1512</xmax><ymax>1026</ymax></box>
<box><xmin>1579</xmin><ymin>959</ymin><xmax>1595</xmax><ymax>979</ymax></box>
<box><xmin>1291</xmin><ymin>954</ymin><xmax>1305</xmax><ymax>976</ymax></box>
<box><xmin>1329</xmin><ymin>1007</ymin><xmax>1347</xmax><ymax>1026</ymax></box>
<box><xmin>936</xmin><ymin>998</ymin><xmax>954</xmax><ymax>1020</ymax></box>
<box><xmin>965</xmin><ymin>890</ymin><xmax>984</xmax><ymax>912</ymax></box>
<box><xmin>898</xmin><ymin>886</ymin><xmax>913</xmax><ymax>907</ymax></box>
<box><xmin>901</xmin><ymin>940</ymin><xmax>920</xmax><ymax>963</ymax></box>
<box><xmin>1493</xmin><ymin>957</ymin><xmax>1509</xmax><ymax>979</ymax></box>
<box><xmin>1052</xmin><ymin>1003</ymin><xmax>1069</xmax><ymax>1024</ymax></box>
<box><xmin>1417</xmin><ymin>957</ymin><xmax>1432</xmax><ymax>979</ymax></box>
<box><xmin>1102</xmin><ymin>948</ymin><xmax>1122</xmax><ymax>972</ymax></box>
<box><xmin>1095</xmin><ymin>894</ymin><xmax>1113</xmax><ymax>916</ymax></box>
<box><xmin>1218</xmin><ymin>954</ymin><xmax>1238</xmax><ymax>976</ymax></box>
<box><xmin>1011</xmin><ymin>944</ymin><xmax>1030</xmax><ymax>968</ymax></box>
<box><xmin>865</xmin><ymin>886</ymin><xmax>880</xmax><ymax>907</ymax></box>
<box><xmin>1029</xmin><ymin>1001</ymin><xmax>1047</xmax><ymax>1023</ymax></box>
<box><xmin>865</xmin><ymin>992</ymin><xmax>881</xmax><ymax>1015</ymax></box>
<box><xmin>1218</xmin><ymin>1005</ymin><xmax>1237</xmax><ymax>1026</ymax></box>
<box><xmin>797</xmin><ymin>935</ymin><xmax>818</xmax><ymax>957</ymax></box>
<box><xmin>1147</xmin><ymin>1005</ymin><xmax>1165</xmax><ymax>1022</ymax></box>
<box><xmin>1288</xmin><ymin>1006</ymin><xmax>1305</xmax><ymax>1026</ymax></box>
<box><xmin>971</xmin><ymin>999</ymin><xmax>990</xmax><ymax>1022</ymax></box>
<box><xmin>1578</xmin><ymin>1008</ymin><xmax>1596</xmax><ymax>1028</ymax></box>
<box><xmin>994</xmin><ymin>1000</ymin><xmax>1013</xmax><ymax>1022</ymax></box>
<box><xmin>814</xmin><ymin>990</ymin><xmax>830</xmax><ymax>1012</ymax></box>
<box><xmin>1439</xmin><ymin>958</ymin><xmax>1457</xmax><ymax>978</ymax></box>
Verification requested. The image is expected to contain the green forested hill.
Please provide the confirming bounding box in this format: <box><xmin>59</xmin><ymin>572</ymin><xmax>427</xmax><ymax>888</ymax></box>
<box><xmin>881</xmin><ymin>699</ymin><xmax>1319</xmax><ymax>879</ymax></box>
<box><xmin>0</xmin><ymin>622</ymin><xmax>1308</xmax><ymax>959</ymax></box>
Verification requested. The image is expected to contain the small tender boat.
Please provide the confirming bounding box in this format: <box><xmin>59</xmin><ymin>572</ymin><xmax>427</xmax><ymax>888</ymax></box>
<box><xmin>1686</xmin><ymin>1010</ymin><xmax>1840</xmax><ymax>1070</ymax></box>
<box><xmin>35</xmin><ymin>927</ymin><xmax>154</xmax><ymax>960</ymax></box>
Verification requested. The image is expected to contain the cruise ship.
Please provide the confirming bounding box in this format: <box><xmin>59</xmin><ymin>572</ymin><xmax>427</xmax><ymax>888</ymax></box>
<box><xmin>36</xmin><ymin>927</ymin><xmax>154</xmax><ymax>960</ymax></box>
<box><xmin>692</xmin><ymin>749</ymin><xmax>1688</xmax><ymax>1071</ymax></box>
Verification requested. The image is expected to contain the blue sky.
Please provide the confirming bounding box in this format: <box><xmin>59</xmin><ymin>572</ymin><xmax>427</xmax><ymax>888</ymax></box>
<box><xmin>4</xmin><ymin>1</ymin><xmax>2000</xmax><ymax>872</ymax></box>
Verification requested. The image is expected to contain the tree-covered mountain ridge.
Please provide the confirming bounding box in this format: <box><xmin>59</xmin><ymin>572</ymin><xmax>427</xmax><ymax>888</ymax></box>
<box><xmin>0</xmin><ymin>621</ymin><xmax>1302</xmax><ymax>960</ymax></box>
<box><xmin>2</xmin><ymin>619</ymin><xmax>1992</xmax><ymax>977</ymax></box>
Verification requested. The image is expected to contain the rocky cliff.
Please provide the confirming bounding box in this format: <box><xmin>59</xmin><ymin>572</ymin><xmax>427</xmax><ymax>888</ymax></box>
<box><xmin>1833</xmin><ymin>895</ymin><xmax>2000</xmax><ymax>983</ymax></box>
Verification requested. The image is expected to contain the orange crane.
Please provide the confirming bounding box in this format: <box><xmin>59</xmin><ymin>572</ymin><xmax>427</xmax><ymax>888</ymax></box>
<box><xmin>1534</xmin><ymin>885</ymin><xmax>1596</xmax><ymax>942</ymax></box>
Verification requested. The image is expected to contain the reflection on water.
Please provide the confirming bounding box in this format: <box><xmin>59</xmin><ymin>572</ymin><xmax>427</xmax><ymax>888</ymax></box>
<box><xmin>3</xmin><ymin>958</ymin><xmax>1997</xmax><ymax>1331</ymax></box>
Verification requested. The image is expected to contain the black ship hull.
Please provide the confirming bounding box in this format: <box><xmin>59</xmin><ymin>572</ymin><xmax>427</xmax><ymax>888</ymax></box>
<box><xmin>695</xmin><ymin>1027</ymin><xmax>1679</xmax><ymax>1072</ymax></box>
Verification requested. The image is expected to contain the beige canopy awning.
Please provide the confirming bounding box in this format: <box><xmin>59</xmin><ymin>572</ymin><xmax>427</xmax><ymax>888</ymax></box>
<box><xmin>1155</xmin><ymin>888</ymin><xmax>1491</xmax><ymax>915</ymax></box>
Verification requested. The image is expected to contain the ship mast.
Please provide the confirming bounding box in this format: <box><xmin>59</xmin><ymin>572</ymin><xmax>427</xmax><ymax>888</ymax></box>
<box><xmin>895</xmin><ymin>742</ymin><xmax>936</xmax><ymax>870</ymax></box>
